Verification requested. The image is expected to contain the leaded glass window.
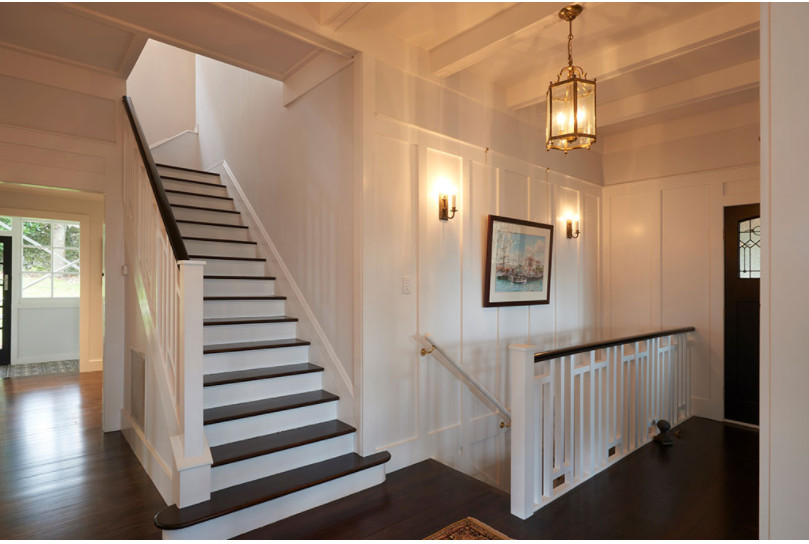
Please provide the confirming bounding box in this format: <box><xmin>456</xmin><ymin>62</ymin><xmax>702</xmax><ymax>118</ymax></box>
<box><xmin>738</xmin><ymin>217</ymin><xmax>760</xmax><ymax>279</ymax></box>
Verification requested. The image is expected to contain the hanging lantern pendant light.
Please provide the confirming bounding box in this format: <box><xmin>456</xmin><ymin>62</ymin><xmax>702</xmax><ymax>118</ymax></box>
<box><xmin>546</xmin><ymin>4</ymin><xmax>596</xmax><ymax>153</ymax></box>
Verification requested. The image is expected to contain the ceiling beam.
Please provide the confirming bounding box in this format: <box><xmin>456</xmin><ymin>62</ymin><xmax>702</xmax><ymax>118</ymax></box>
<box><xmin>428</xmin><ymin>2</ymin><xmax>570</xmax><ymax>78</ymax></box>
<box><xmin>506</xmin><ymin>2</ymin><xmax>760</xmax><ymax>110</ymax></box>
<box><xmin>597</xmin><ymin>59</ymin><xmax>759</xmax><ymax>129</ymax></box>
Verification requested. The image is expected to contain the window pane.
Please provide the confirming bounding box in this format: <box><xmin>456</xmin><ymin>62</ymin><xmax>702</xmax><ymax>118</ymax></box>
<box><xmin>23</xmin><ymin>221</ymin><xmax>51</xmax><ymax>246</ymax></box>
<box><xmin>23</xmin><ymin>247</ymin><xmax>51</xmax><ymax>272</ymax></box>
<box><xmin>739</xmin><ymin>217</ymin><xmax>761</xmax><ymax>279</ymax></box>
<box><xmin>0</xmin><ymin>216</ymin><xmax>10</xmax><ymax>232</ymax></box>
<box><xmin>22</xmin><ymin>272</ymin><xmax>52</xmax><ymax>298</ymax></box>
<box><xmin>65</xmin><ymin>225</ymin><xmax>80</xmax><ymax>248</ymax></box>
<box><xmin>54</xmin><ymin>274</ymin><xmax>80</xmax><ymax>298</ymax></box>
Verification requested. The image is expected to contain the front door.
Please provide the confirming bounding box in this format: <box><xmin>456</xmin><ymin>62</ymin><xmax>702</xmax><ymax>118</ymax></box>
<box><xmin>723</xmin><ymin>204</ymin><xmax>760</xmax><ymax>425</ymax></box>
<box><xmin>0</xmin><ymin>237</ymin><xmax>10</xmax><ymax>365</ymax></box>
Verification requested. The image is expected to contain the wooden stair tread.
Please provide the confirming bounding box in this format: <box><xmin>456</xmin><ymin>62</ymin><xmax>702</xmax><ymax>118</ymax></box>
<box><xmin>203</xmin><ymin>389</ymin><xmax>337</xmax><ymax>425</ymax></box>
<box><xmin>154</xmin><ymin>451</ymin><xmax>391</xmax><ymax>530</ymax></box>
<box><xmin>171</xmin><ymin>203</ymin><xmax>241</xmax><ymax>214</ymax></box>
<box><xmin>184</xmin><ymin>236</ymin><xmax>256</xmax><ymax>245</ymax></box>
<box><xmin>165</xmin><ymin>189</ymin><xmax>233</xmax><ymax>201</ymax></box>
<box><xmin>203</xmin><ymin>362</ymin><xmax>321</xmax><ymax>387</ymax></box>
<box><xmin>204</xmin><ymin>275</ymin><xmax>275</xmax><ymax>280</ymax></box>
<box><xmin>156</xmin><ymin>163</ymin><xmax>221</xmax><ymax>177</ymax></box>
<box><xmin>203</xmin><ymin>295</ymin><xmax>285</xmax><ymax>301</ymax></box>
<box><xmin>160</xmin><ymin>175</ymin><xmax>226</xmax><ymax>188</ymax></box>
<box><xmin>203</xmin><ymin>316</ymin><xmax>298</xmax><ymax>326</ymax></box>
<box><xmin>210</xmin><ymin>420</ymin><xmax>355</xmax><ymax>467</ymax></box>
<box><xmin>177</xmin><ymin>219</ymin><xmax>248</xmax><ymax>229</ymax></box>
<box><xmin>190</xmin><ymin>254</ymin><xmax>265</xmax><ymax>261</ymax></box>
<box><xmin>204</xmin><ymin>338</ymin><xmax>309</xmax><ymax>354</ymax></box>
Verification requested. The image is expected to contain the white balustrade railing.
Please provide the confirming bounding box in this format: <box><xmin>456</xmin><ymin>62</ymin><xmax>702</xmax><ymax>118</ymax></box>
<box><xmin>509</xmin><ymin>328</ymin><xmax>693</xmax><ymax>519</ymax></box>
<box><xmin>123</xmin><ymin>100</ymin><xmax>210</xmax><ymax>508</ymax></box>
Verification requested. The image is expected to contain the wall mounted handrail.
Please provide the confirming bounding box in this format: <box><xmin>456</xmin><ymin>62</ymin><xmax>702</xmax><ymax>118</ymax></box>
<box><xmin>415</xmin><ymin>334</ymin><xmax>511</xmax><ymax>428</ymax></box>
<box><xmin>534</xmin><ymin>326</ymin><xmax>696</xmax><ymax>362</ymax></box>
<box><xmin>122</xmin><ymin>96</ymin><xmax>189</xmax><ymax>262</ymax></box>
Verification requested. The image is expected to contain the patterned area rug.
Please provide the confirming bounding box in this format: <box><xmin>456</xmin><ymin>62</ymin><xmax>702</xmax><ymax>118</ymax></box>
<box><xmin>0</xmin><ymin>360</ymin><xmax>79</xmax><ymax>378</ymax></box>
<box><xmin>426</xmin><ymin>518</ymin><xmax>511</xmax><ymax>540</ymax></box>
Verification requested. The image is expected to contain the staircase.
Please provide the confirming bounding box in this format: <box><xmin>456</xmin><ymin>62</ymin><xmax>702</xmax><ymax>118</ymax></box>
<box><xmin>152</xmin><ymin>164</ymin><xmax>390</xmax><ymax>539</ymax></box>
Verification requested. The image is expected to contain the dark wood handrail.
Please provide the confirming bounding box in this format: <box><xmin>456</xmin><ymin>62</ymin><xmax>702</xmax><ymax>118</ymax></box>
<box><xmin>534</xmin><ymin>327</ymin><xmax>696</xmax><ymax>363</ymax></box>
<box><xmin>122</xmin><ymin>96</ymin><xmax>189</xmax><ymax>262</ymax></box>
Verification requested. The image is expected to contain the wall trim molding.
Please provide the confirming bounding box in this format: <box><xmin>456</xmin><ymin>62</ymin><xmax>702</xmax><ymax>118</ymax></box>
<box><xmin>148</xmin><ymin>128</ymin><xmax>199</xmax><ymax>151</ymax></box>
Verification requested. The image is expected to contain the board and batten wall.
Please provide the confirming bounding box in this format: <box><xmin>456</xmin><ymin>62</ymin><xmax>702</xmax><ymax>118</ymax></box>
<box><xmin>362</xmin><ymin>58</ymin><xmax>601</xmax><ymax>489</ymax></box>
<box><xmin>601</xmin><ymin>164</ymin><xmax>759</xmax><ymax>421</ymax></box>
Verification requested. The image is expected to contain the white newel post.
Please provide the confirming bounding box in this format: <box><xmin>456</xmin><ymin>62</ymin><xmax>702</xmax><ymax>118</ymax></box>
<box><xmin>171</xmin><ymin>259</ymin><xmax>212</xmax><ymax>508</ymax></box>
<box><xmin>510</xmin><ymin>344</ymin><xmax>537</xmax><ymax>520</ymax></box>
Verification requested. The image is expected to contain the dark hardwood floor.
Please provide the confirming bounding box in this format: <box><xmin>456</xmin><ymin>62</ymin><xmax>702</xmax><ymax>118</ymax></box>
<box><xmin>0</xmin><ymin>371</ymin><xmax>166</xmax><ymax>539</ymax></box>
<box><xmin>241</xmin><ymin>417</ymin><xmax>758</xmax><ymax>540</ymax></box>
<box><xmin>0</xmin><ymin>371</ymin><xmax>758</xmax><ymax>540</ymax></box>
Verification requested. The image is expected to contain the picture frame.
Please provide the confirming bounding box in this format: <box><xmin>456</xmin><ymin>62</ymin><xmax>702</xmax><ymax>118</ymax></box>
<box><xmin>483</xmin><ymin>214</ymin><xmax>554</xmax><ymax>307</ymax></box>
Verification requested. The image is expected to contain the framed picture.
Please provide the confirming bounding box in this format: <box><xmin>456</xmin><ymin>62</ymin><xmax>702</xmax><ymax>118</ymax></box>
<box><xmin>484</xmin><ymin>214</ymin><xmax>554</xmax><ymax>307</ymax></box>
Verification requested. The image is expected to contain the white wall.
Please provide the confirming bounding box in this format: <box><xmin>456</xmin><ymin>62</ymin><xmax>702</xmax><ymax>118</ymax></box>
<box><xmin>602</xmin><ymin>166</ymin><xmax>759</xmax><ymax>422</ymax></box>
<box><xmin>127</xmin><ymin>39</ymin><xmax>197</xmax><ymax>147</ymax></box>
<box><xmin>362</xmin><ymin>57</ymin><xmax>602</xmax><ymax>488</ymax></box>
<box><xmin>760</xmin><ymin>3</ymin><xmax>809</xmax><ymax>538</ymax></box>
<box><xmin>0</xmin><ymin>45</ymin><xmax>126</xmax><ymax>431</ymax></box>
<box><xmin>194</xmin><ymin>55</ymin><xmax>356</xmax><ymax>381</ymax></box>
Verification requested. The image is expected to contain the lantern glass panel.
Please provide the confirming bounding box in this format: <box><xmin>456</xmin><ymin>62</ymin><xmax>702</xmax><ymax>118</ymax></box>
<box><xmin>576</xmin><ymin>79</ymin><xmax>596</xmax><ymax>137</ymax></box>
<box><xmin>549</xmin><ymin>80</ymin><xmax>575</xmax><ymax>139</ymax></box>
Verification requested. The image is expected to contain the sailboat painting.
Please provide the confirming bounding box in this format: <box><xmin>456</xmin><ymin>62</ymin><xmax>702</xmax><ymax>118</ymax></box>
<box><xmin>484</xmin><ymin>215</ymin><xmax>554</xmax><ymax>307</ymax></box>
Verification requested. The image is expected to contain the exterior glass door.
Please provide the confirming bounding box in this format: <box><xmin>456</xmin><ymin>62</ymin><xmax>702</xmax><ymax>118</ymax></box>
<box><xmin>0</xmin><ymin>237</ymin><xmax>10</xmax><ymax>364</ymax></box>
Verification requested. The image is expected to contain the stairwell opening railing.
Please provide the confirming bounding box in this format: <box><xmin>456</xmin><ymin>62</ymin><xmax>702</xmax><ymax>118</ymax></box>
<box><xmin>415</xmin><ymin>334</ymin><xmax>511</xmax><ymax>428</ymax></box>
<box><xmin>122</xmin><ymin>96</ymin><xmax>210</xmax><ymax>507</ymax></box>
<box><xmin>509</xmin><ymin>327</ymin><xmax>694</xmax><ymax>519</ymax></box>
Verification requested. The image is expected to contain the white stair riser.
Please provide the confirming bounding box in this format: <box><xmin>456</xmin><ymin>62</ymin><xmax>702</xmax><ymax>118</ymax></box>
<box><xmin>157</xmin><ymin>167</ymin><xmax>223</xmax><ymax>185</ymax></box>
<box><xmin>162</xmin><ymin>465</ymin><xmax>386</xmax><ymax>540</ymax></box>
<box><xmin>205</xmin><ymin>402</ymin><xmax>337</xmax><ymax>446</ymax></box>
<box><xmin>204</xmin><ymin>345</ymin><xmax>309</xmax><ymax>373</ymax></box>
<box><xmin>201</xmin><ymin>259</ymin><xmax>265</xmax><ymax>276</ymax></box>
<box><xmin>179</xmin><ymin>223</ymin><xmax>250</xmax><ymax>241</ymax></box>
<box><xmin>185</xmin><ymin>239</ymin><xmax>257</xmax><ymax>259</ymax></box>
<box><xmin>203</xmin><ymin>371</ymin><xmax>322</xmax><ymax>409</ymax></box>
<box><xmin>163</xmin><ymin>178</ymin><xmax>229</xmax><ymax>197</ymax></box>
<box><xmin>168</xmin><ymin>192</ymin><xmax>236</xmax><ymax>211</ymax></box>
<box><xmin>211</xmin><ymin>434</ymin><xmax>354</xmax><ymax>492</ymax></box>
<box><xmin>204</xmin><ymin>278</ymin><xmax>275</xmax><ymax>297</ymax></box>
<box><xmin>203</xmin><ymin>298</ymin><xmax>285</xmax><ymax>319</ymax></box>
<box><xmin>203</xmin><ymin>320</ymin><xmax>297</xmax><ymax>345</ymax></box>
<box><xmin>172</xmin><ymin>206</ymin><xmax>243</xmax><ymax>226</ymax></box>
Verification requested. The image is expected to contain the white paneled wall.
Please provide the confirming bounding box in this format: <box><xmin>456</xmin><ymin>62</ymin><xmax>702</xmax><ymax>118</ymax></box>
<box><xmin>364</xmin><ymin>111</ymin><xmax>601</xmax><ymax>489</ymax></box>
<box><xmin>602</xmin><ymin>165</ymin><xmax>759</xmax><ymax>421</ymax></box>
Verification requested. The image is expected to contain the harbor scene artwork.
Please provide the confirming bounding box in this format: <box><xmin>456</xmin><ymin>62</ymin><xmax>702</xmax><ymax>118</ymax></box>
<box><xmin>484</xmin><ymin>215</ymin><xmax>553</xmax><ymax>307</ymax></box>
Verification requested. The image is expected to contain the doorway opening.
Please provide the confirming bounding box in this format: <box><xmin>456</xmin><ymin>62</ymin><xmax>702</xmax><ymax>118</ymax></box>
<box><xmin>723</xmin><ymin>203</ymin><xmax>760</xmax><ymax>426</ymax></box>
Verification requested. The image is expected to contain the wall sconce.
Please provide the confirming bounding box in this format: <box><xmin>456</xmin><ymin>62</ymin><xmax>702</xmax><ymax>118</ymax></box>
<box><xmin>566</xmin><ymin>216</ymin><xmax>580</xmax><ymax>239</ymax></box>
<box><xmin>439</xmin><ymin>193</ymin><xmax>457</xmax><ymax>221</ymax></box>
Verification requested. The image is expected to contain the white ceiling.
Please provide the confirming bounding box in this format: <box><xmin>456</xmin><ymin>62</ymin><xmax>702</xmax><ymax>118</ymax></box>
<box><xmin>0</xmin><ymin>2</ymin><xmax>760</xmax><ymax>141</ymax></box>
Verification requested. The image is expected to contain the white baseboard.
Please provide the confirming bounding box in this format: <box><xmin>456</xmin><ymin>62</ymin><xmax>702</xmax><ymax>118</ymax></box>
<box><xmin>14</xmin><ymin>352</ymin><xmax>79</xmax><ymax>365</ymax></box>
<box><xmin>121</xmin><ymin>408</ymin><xmax>175</xmax><ymax>505</ymax></box>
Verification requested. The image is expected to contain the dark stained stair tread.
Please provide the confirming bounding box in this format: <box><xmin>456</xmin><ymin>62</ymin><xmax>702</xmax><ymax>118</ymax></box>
<box><xmin>190</xmin><ymin>255</ymin><xmax>265</xmax><ymax>261</ymax></box>
<box><xmin>203</xmin><ymin>295</ymin><xmax>285</xmax><ymax>301</ymax></box>
<box><xmin>177</xmin><ymin>220</ymin><xmax>248</xmax><ymax>229</ymax></box>
<box><xmin>156</xmin><ymin>163</ymin><xmax>222</xmax><ymax>177</ymax></box>
<box><xmin>204</xmin><ymin>275</ymin><xmax>275</xmax><ymax>280</ymax></box>
<box><xmin>204</xmin><ymin>338</ymin><xmax>310</xmax><ymax>354</ymax></box>
<box><xmin>210</xmin><ymin>420</ymin><xmax>356</xmax><ymax>467</ymax></box>
<box><xmin>184</xmin><ymin>237</ymin><xmax>257</xmax><ymax>245</ymax></box>
<box><xmin>160</xmin><ymin>175</ymin><xmax>226</xmax><ymax>188</ymax></box>
<box><xmin>165</xmin><ymin>189</ymin><xmax>233</xmax><ymax>201</ymax></box>
<box><xmin>204</xmin><ymin>316</ymin><xmax>298</xmax><ymax>326</ymax></box>
<box><xmin>154</xmin><ymin>451</ymin><xmax>391</xmax><ymax>530</ymax></box>
<box><xmin>203</xmin><ymin>362</ymin><xmax>321</xmax><ymax>387</ymax></box>
<box><xmin>203</xmin><ymin>390</ymin><xmax>337</xmax><ymax>425</ymax></box>
<box><xmin>171</xmin><ymin>203</ymin><xmax>241</xmax><ymax>214</ymax></box>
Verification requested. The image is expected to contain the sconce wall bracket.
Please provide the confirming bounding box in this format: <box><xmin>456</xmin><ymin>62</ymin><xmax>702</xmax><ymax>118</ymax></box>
<box><xmin>439</xmin><ymin>193</ymin><xmax>457</xmax><ymax>221</ymax></box>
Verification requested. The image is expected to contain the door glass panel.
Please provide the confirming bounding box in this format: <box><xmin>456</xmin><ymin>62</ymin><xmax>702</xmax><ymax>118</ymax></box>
<box><xmin>738</xmin><ymin>217</ymin><xmax>761</xmax><ymax>279</ymax></box>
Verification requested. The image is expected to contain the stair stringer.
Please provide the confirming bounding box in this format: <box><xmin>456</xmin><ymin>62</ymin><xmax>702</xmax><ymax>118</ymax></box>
<box><xmin>206</xmin><ymin>159</ymin><xmax>358</xmax><ymax>432</ymax></box>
